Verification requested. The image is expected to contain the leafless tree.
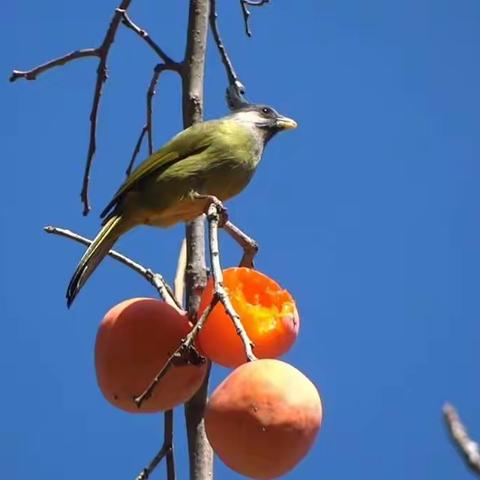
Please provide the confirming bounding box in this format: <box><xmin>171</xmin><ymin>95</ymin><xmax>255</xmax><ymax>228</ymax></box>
<box><xmin>11</xmin><ymin>0</ymin><xmax>270</xmax><ymax>478</ymax></box>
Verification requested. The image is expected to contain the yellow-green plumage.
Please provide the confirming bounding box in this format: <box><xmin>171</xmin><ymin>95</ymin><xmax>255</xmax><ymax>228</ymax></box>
<box><xmin>67</xmin><ymin>105</ymin><xmax>296</xmax><ymax>306</ymax></box>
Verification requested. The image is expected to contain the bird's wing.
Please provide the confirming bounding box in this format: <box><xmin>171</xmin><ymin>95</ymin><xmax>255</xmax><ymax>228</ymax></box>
<box><xmin>100</xmin><ymin>121</ymin><xmax>217</xmax><ymax>219</ymax></box>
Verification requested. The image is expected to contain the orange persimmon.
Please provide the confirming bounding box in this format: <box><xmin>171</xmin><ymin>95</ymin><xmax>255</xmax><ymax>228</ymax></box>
<box><xmin>197</xmin><ymin>268</ymin><xmax>299</xmax><ymax>368</ymax></box>
<box><xmin>205</xmin><ymin>359</ymin><xmax>323</xmax><ymax>479</ymax></box>
<box><xmin>95</xmin><ymin>298</ymin><xmax>207</xmax><ymax>413</ymax></box>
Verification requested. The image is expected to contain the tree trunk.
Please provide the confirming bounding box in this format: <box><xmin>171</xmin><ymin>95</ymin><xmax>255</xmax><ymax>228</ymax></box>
<box><xmin>182</xmin><ymin>1</ymin><xmax>214</xmax><ymax>479</ymax></box>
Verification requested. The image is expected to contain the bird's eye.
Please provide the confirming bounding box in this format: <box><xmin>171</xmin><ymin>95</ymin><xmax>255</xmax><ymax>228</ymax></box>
<box><xmin>262</xmin><ymin>107</ymin><xmax>273</xmax><ymax>116</ymax></box>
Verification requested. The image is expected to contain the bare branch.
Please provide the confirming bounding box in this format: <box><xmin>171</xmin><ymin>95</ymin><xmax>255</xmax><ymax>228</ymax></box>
<box><xmin>181</xmin><ymin>2</ymin><xmax>213</xmax><ymax>477</ymax></box>
<box><xmin>80</xmin><ymin>0</ymin><xmax>134</xmax><ymax>215</ymax></box>
<box><xmin>136</xmin><ymin>410</ymin><xmax>175</xmax><ymax>480</ymax></box>
<box><xmin>126</xmin><ymin>125</ymin><xmax>148</xmax><ymax>176</ymax></box>
<box><xmin>135</xmin><ymin>446</ymin><xmax>170</xmax><ymax>480</ymax></box>
<box><xmin>11</xmin><ymin>0</ymin><xmax>136</xmax><ymax>215</ymax></box>
<box><xmin>9</xmin><ymin>49</ymin><xmax>99</xmax><ymax>82</ymax></box>
<box><xmin>223</xmin><ymin>220</ymin><xmax>258</xmax><ymax>268</ymax></box>
<box><xmin>126</xmin><ymin>63</ymin><xmax>174</xmax><ymax>174</ymax></box>
<box><xmin>44</xmin><ymin>226</ymin><xmax>184</xmax><ymax>314</ymax></box>
<box><xmin>119</xmin><ymin>10</ymin><xmax>178</xmax><ymax>66</ymax></box>
<box><xmin>206</xmin><ymin>202</ymin><xmax>256</xmax><ymax>362</ymax></box>
<box><xmin>146</xmin><ymin>64</ymin><xmax>172</xmax><ymax>155</ymax></box>
<box><xmin>183</xmin><ymin>362</ymin><xmax>212</xmax><ymax>480</ymax></box>
<box><xmin>164</xmin><ymin>410</ymin><xmax>176</xmax><ymax>480</ymax></box>
<box><xmin>209</xmin><ymin>0</ymin><xmax>246</xmax><ymax>108</ymax></box>
<box><xmin>443</xmin><ymin>403</ymin><xmax>480</xmax><ymax>475</ymax></box>
<box><xmin>239</xmin><ymin>0</ymin><xmax>270</xmax><ymax>37</ymax></box>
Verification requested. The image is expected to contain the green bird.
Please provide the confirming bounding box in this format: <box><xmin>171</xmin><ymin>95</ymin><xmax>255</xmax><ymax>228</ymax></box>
<box><xmin>67</xmin><ymin>104</ymin><xmax>297</xmax><ymax>306</ymax></box>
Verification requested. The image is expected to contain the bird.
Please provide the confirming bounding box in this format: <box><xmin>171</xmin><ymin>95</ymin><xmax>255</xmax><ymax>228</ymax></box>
<box><xmin>66</xmin><ymin>103</ymin><xmax>297</xmax><ymax>307</ymax></box>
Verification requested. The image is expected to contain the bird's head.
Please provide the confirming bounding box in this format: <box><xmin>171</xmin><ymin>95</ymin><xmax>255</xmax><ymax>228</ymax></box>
<box><xmin>228</xmin><ymin>104</ymin><xmax>297</xmax><ymax>144</ymax></box>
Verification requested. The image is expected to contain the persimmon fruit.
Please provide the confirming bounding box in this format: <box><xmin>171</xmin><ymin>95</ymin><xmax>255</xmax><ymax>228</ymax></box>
<box><xmin>95</xmin><ymin>298</ymin><xmax>207</xmax><ymax>413</ymax></box>
<box><xmin>197</xmin><ymin>268</ymin><xmax>299</xmax><ymax>368</ymax></box>
<box><xmin>205</xmin><ymin>359</ymin><xmax>322</xmax><ymax>479</ymax></box>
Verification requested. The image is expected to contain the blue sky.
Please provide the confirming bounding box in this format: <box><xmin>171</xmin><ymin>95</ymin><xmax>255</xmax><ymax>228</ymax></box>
<box><xmin>2</xmin><ymin>0</ymin><xmax>480</xmax><ymax>478</ymax></box>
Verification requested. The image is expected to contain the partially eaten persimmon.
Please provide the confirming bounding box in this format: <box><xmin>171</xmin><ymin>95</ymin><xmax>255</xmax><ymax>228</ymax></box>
<box><xmin>197</xmin><ymin>268</ymin><xmax>299</xmax><ymax>368</ymax></box>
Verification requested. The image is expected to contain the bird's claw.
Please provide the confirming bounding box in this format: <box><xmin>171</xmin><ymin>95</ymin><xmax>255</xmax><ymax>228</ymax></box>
<box><xmin>206</xmin><ymin>196</ymin><xmax>229</xmax><ymax>227</ymax></box>
<box><xmin>191</xmin><ymin>192</ymin><xmax>229</xmax><ymax>226</ymax></box>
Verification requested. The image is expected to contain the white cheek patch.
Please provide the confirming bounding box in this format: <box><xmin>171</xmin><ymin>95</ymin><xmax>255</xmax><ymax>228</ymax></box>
<box><xmin>232</xmin><ymin>110</ymin><xmax>265</xmax><ymax>125</ymax></box>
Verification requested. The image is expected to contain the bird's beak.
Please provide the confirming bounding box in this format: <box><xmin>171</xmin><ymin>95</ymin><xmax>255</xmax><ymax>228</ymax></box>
<box><xmin>275</xmin><ymin>115</ymin><xmax>298</xmax><ymax>130</ymax></box>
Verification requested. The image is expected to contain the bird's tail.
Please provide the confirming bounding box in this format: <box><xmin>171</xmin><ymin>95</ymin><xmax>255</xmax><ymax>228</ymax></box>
<box><xmin>66</xmin><ymin>215</ymin><xmax>126</xmax><ymax>307</ymax></box>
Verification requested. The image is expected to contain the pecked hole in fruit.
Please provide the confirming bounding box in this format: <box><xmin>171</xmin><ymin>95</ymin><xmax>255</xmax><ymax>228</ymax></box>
<box><xmin>197</xmin><ymin>269</ymin><xmax>299</xmax><ymax>368</ymax></box>
<box><xmin>230</xmin><ymin>281</ymin><xmax>296</xmax><ymax>336</ymax></box>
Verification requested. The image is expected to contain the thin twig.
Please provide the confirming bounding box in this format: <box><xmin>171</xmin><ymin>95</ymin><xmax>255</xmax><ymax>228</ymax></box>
<box><xmin>9</xmin><ymin>49</ymin><xmax>100</xmax><ymax>82</ymax></box>
<box><xmin>119</xmin><ymin>9</ymin><xmax>181</xmax><ymax>163</ymax></box>
<box><xmin>209</xmin><ymin>0</ymin><xmax>247</xmax><ymax>110</ymax></box>
<box><xmin>135</xmin><ymin>410</ymin><xmax>175</xmax><ymax>480</ymax></box>
<box><xmin>44</xmin><ymin>226</ymin><xmax>184</xmax><ymax>314</ymax></box>
<box><xmin>80</xmin><ymin>0</ymin><xmax>134</xmax><ymax>215</ymax></box>
<box><xmin>239</xmin><ymin>0</ymin><xmax>270</xmax><ymax>37</ymax></box>
<box><xmin>209</xmin><ymin>0</ymin><xmax>245</xmax><ymax>104</ymax></box>
<box><xmin>206</xmin><ymin>203</ymin><xmax>256</xmax><ymax>362</ymax></box>
<box><xmin>126</xmin><ymin>63</ymin><xmax>172</xmax><ymax>174</ymax></box>
<box><xmin>223</xmin><ymin>220</ymin><xmax>258</xmax><ymax>268</ymax></box>
<box><xmin>164</xmin><ymin>410</ymin><xmax>176</xmax><ymax>480</ymax></box>
<box><xmin>147</xmin><ymin>64</ymin><xmax>171</xmax><ymax>155</ymax></box>
<box><xmin>443</xmin><ymin>403</ymin><xmax>480</xmax><ymax>475</ymax></box>
<box><xmin>126</xmin><ymin>125</ymin><xmax>148</xmax><ymax>176</ymax></box>
<box><xmin>135</xmin><ymin>444</ymin><xmax>170</xmax><ymax>480</ymax></box>
<box><xmin>210</xmin><ymin>0</ymin><xmax>248</xmax><ymax>110</ymax></box>
<box><xmin>119</xmin><ymin>10</ymin><xmax>178</xmax><ymax>66</ymax></box>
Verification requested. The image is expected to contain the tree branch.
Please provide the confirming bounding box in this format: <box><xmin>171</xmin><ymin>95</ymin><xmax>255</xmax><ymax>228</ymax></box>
<box><xmin>209</xmin><ymin>0</ymin><xmax>246</xmax><ymax>108</ymax></box>
<box><xmin>43</xmin><ymin>226</ymin><xmax>183</xmax><ymax>313</ymax></box>
<box><xmin>223</xmin><ymin>220</ymin><xmax>258</xmax><ymax>268</ymax></box>
<box><xmin>146</xmin><ymin>64</ymin><xmax>172</xmax><ymax>155</ymax></box>
<box><xmin>119</xmin><ymin>10</ymin><xmax>178</xmax><ymax>66</ymax></box>
<box><xmin>80</xmin><ymin>0</ymin><xmax>134</xmax><ymax>215</ymax></box>
<box><xmin>126</xmin><ymin>125</ymin><xmax>148</xmax><ymax>176</ymax></box>
<box><xmin>239</xmin><ymin>0</ymin><xmax>270</xmax><ymax>37</ymax></box>
<box><xmin>443</xmin><ymin>403</ymin><xmax>480</xmax><ymax>475</ymax></box>
<box><xmin>126</xmin><ymin>62</ymin><xmax>177</xmax><ymax>174</ymax></box>
<box><xmin>182</xmin><ymin>2</ymin><xmax>213</xmax><ymax>477</ymax></box>
<box><xmin>206</xmin><ymin>203</ymin><xmax>256</xmax><ymax>361</ymax></box>
<box><xmin>165</xmin><ymin>409</ymin><xmax>176</xmax><ymax>480</ymax></box>
<box><xmin>9</xmin><ymin>49</ymin><xmax>100</xmax><ymax>82</ymax></box>
<box><xmin>10</xmin><ymin>0</ymin><xmax>140</xmax><ymax>215</ymax></box>
<box><xmin>135</xmin><ymin>410</ymin><xmax>175</xmax><ymax>480</ymax></box>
